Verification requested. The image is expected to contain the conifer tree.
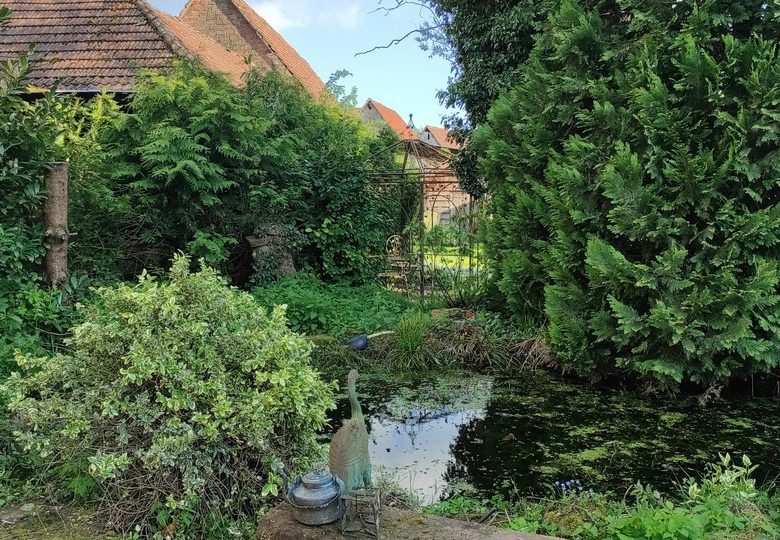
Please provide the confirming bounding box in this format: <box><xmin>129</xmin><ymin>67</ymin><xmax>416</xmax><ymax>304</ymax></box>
<box><xmin>476</xmin><ymin>0</ymin><xmax>780</xmax><ymax>386</ymax></box>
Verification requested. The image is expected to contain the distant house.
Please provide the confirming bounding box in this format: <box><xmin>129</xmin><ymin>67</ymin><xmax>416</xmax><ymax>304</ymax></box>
<box><xmin>0</xmin><ymin>0</ymin><xmax>324</xmax><ymax>95</ymax></box>
<box><xmin>359</xmin><ymin>98</ymin><xmax>417</xmax><ymax>140</ymax></box>
<box><xmin>360</xmin><ymin>97</ymin><xmax>470</xmax><ymax>227</ymax></box>
<box><xmin>421</xmin><ymin>125</ymin><xmax>462</xmax><ymax>151</ymax></box>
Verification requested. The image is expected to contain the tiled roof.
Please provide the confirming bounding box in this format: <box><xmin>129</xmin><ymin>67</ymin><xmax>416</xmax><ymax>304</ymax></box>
<box><xmin>152</xmin><ymin>8</ymin><xmax>249</xmax><ymax>87</ymax></box>
<box><xmin>424</xmin><ymin>125</ymin><xmax>461</xmax><ymax>150</ymax></box>
<box><xmin>0</xmin><ymin>0</ymin><xmax>307</xmax><ymax>93</ymax></box>
<box><xmin>179</xmin><ymin>0</ymin><xmax>325</xmax><ymax>95</ymax></box>
<box><xmin>0</xmin><ymin>0</ymin><xmax>177</xmax><ymax>92</ymax></box>
<box><xmin>363</xmin><ymin>98</ymin><xmax>416</xmax><ymax>140</ymax></box>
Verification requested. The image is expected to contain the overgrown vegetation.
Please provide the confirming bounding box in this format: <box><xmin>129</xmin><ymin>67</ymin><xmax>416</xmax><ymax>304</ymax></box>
<box><xmin>309</xmin><ymin>310</ymin><xmax>542</xmax><ymax>376</ymax></box>
<box><xmin>1</xmin><ymin>256</ymin><xmax>334</xmax><ymax>537</ymax></box>
<box><xmin>427</xmin><ymin>454</ymin><xmax>780</xmax><ymax>539</ymax></box>
<box><xmin>0</xmin><ymin>10</ymin><xmax>90</xmax><ymax>508</ymax></box>
<box><xmin>252</xmin><ymin>273</ymin><xmax>419</xmax><ymax>336</ymax></box>
<box><xmin>471</xmin><ymin>0</ymin><xmax>780</xmax><ymax>387</ymax></box>
<box><xmin>89</xmin><ymin>64</ymin><xmax>390</xmax><ymax>285</ymax></box>
<box><xmin>0</xmin><ymin>9</ymin><xmax>71</xmax><ymax>368</ymax></box>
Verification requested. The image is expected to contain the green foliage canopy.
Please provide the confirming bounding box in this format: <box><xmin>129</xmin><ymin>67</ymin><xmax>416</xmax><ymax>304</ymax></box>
<box><xmin>103</xmin><ymin>65</ymin><xmax>389</xmax><ymax>284</ymax></box>
<box><xmin>476</xmin><ymin>0</ymin><xmax>780</xmax><ymax>386</ymax></box>
<box><xmin>426</xmin><ymin>0</ymin><xmax>555</xmax><ymax>128</ymax></box>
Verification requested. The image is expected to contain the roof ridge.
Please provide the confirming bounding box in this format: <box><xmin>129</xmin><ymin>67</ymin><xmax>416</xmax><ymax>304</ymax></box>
<box><xmin>132</xmin><ymin>0</ymin><xmax>193</xmax><ymax>61</ymax></box>
<box><xmin>226</xmin><ymin>0</ymin><xmax>324</xmax><ymax>94</ymax></box>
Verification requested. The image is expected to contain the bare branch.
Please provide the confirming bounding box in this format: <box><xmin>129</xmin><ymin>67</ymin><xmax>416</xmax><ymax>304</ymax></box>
<box><xmin>355</xmin><ymin>24</ymin><xmax>443</xmax><ymax>56</ymax></box>
<box><xmin>369</xmin><ymin>0</ymin><xmax>437</xmax><ymax>18</ymax></box>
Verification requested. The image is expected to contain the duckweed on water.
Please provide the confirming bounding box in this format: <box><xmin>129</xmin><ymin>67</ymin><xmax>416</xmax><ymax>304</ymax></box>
<box><xmin>328</xmin><ymin>369</ymin><xmax>780</xmax><ymax>501</ymax></box>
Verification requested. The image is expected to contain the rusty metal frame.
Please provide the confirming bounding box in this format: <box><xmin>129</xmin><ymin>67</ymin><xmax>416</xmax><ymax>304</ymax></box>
<box><xmin>369</xmin><ymin>139</ymin><xmax>477</xmax><ymax>297</ymax></box>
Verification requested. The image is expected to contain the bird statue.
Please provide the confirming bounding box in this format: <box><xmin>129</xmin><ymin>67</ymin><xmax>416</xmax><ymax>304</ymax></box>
<box><xmin>328</xmin><ymin>370</ymin><xmax>371</xmax><ymax>493</ymax></box>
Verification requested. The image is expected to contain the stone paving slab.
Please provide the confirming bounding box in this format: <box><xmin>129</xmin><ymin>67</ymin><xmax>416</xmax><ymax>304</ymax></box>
<box><xmin>256</xmin><ymin>503</ymin><xmax>562</xmax><ymax>540</ymax></box>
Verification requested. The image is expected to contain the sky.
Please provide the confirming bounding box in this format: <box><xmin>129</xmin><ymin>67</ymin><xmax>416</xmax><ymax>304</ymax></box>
<box><xmin>149</xmin><ymin>0</ymin><xmax>455</xmax><ymax>128</ymax></box>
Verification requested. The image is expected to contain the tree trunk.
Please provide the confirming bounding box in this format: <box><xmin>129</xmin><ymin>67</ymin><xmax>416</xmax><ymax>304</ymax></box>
<box><xmin>44</xmin><ymin>162</ymin><xmax>69</xmax><ymax>289</ymax></box>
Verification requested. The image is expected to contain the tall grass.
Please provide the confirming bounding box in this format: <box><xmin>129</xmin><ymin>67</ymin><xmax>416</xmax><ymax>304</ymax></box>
<box><xmin>392</xmin><ymin>312</ymin><xmax>435</xmax><ymax>369</ymax></box>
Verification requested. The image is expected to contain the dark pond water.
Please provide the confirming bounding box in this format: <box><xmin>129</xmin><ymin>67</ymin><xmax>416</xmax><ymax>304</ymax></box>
<box><xmin>325</xmin><ymin>370</ymin><xmax>780</xmax><ymax>504</ymax></box>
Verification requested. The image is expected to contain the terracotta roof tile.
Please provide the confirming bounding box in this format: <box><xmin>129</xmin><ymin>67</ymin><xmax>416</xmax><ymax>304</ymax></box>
<box><xmin>179</xmin><ymin>0</ymin><xmax>324</xmax><ymax>95</ymax></box>
<box><xmin>0</xmin><ymin>0</ymin><xmax>256</xmax><ymax>92</ymax></box>
<box><xmin>362</xmin><ymin>98</ymin><xmax>416</xmax><ymax>140</ymax></box>
<box><xmin>424</xmin><ymin>125</ymin><xmax>461</xmax><ymax>150</ymax></box>
<box><xmin>0</xmin><ymin>0</ymin><xmax>177</xmax><ymax>92</ymax></box>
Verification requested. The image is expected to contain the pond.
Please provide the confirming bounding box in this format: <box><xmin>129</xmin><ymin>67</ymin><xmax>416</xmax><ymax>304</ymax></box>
<box><xmin>325</xmin><ymin>370</ymin><xmax>780</xmax><ymax>504</ymax></box>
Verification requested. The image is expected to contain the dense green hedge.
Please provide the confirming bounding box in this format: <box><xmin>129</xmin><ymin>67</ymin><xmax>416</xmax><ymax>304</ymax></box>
<box><xmin>86</xmin><ymin>64</ymin><xmax>391</xmax><ymax>285</ymax></box>
<box><xmin>476</xmin><ymin>0</ymin><xmax>780</xmax><ymax>386</ymax></box>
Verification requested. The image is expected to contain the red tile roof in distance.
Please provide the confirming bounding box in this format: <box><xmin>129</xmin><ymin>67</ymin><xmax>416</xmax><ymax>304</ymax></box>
<box><xmin>425</xmin><ymin>125</ymin><xmax>461</xmax><ymax>150</ymax></box>
<box><xmin>365</xmin><ymin>98</ymin><xmax>416</xmax><ymax>140</ymax></box>
<box><xmin>179</xmin><ymin>0</ymin><xmax>325</xmax><ymax>95</ymax></box>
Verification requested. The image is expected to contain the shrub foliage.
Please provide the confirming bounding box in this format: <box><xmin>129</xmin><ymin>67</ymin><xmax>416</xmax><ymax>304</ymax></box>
<box><xmin>477</xmin><ymin>0</ymin><xmax>780</xmax><ymax>386</ymax></box>
<box><xmin>427</xmin><ymin>454</ymin><xmax>779</xmax><ymax>539</ymax></box>
<box><xmin>2</xmin><ymin>256</ymin><xmax>334</xmax><ymax>536</ymax></box>
<box><xmin>252</xmin><ymin>272</ymin><xmax>417</xmax><ymax>336</ymax></box>
<box><xmin>101</xmin><ymin>65</ymin><xmax>388</xmax><ymax>284</ymax></box>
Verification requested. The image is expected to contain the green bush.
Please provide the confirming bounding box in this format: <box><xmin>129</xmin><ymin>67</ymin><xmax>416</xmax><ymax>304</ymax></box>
<box><xmin>252</xmin><ymin>273</ymin><xmax>418</xmax><ymax>336</ymax></box>
<box><xmin>477</xmin><ymin>0</ymin><xmax>780</xmax><ymax>386</ymax></box>
<box><xmin>100</xmin><ymin>64</ymin><xmax>390</xmax><ymax>284</ymax></box>
<box><xmin>2</xmin><ymin>256</ymin><xmax>334</xmax><ymax>537</ymax></box>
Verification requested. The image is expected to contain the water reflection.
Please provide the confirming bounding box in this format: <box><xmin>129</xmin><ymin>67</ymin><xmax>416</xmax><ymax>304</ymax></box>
<box><xmin>369</xmin><ymin>409</ymin><xmax>485</xmax><ymax>503</ymax></box>
<box><xmin>326</xmin><ymin>371</ymin><xmax>780</xmax><ymax>502</ymax></box>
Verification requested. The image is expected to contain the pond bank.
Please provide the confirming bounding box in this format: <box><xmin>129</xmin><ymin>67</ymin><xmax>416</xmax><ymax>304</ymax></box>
<box><xmin>256</xmin><ymin>503</ymin><xmax>562</xmax><ymax>540</ymax></box>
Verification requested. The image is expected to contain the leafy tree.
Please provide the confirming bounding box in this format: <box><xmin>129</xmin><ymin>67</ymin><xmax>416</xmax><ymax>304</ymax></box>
<box><xmin>102</xmin><ymin>64</ymin><xmax>278</xmax><ymax>277</ymax></box>
<box><xmin>2</xmin><ymin>256</ymin><xmax>334</xmax><ymax>536</ymax></box>
<box><xmin>325</xmin><ymin>69</ymin><xmax>359</xmax><ymax>107</ymax></box>
<box><xmin>476</xmin><ymin>0</ymin><xmax>780</xmax><ymax>386</ymax></box>
<box><xmin>245</xmin><ymin>70</ymin><xmax>389</xmax><ymax>283</ymax></box>
<box><xmin>424</xmin><ymin>0</ymin><xmax>555</xmax><ymax>128</ymax></box>
<box><xmin>104</xmin><ymin>64</ymin><xmax>388</xmax><ymax>284</ymax></box>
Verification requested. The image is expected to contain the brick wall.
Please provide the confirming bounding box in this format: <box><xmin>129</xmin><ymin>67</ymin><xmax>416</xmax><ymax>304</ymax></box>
<box><xmin>180</xmin><ymin>0</ymin><xmax>275</xmax><ymax>70</ymax></box>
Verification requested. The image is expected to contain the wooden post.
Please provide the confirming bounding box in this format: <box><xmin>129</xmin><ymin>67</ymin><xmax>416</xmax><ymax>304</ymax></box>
<box><xmin>44</xmin><ymin>162</ymin><xmax>69</xmax><ymax>289</ymax></box>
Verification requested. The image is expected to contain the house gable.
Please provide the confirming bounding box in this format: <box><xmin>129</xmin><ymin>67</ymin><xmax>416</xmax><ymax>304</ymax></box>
<box><xmin>179</xmin><ymin>0</ymin><xmax>324</xmax><ymax>95</ymax></box>
<box><xmin>360</xmin><ymin>98</ymin><xmax>416</xmax><ymax>140</ymax></box>
<box><xmin>423</xmin><ymin>125</ymin><xmax>461</xmax><ymax>150</ymax></box>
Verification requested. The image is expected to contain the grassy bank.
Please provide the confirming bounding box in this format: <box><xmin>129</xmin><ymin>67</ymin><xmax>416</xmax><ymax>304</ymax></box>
<box><xmin>425</xmin><ymin>455</ymin><xmax>779</xmax><ymax>540</ymax></box>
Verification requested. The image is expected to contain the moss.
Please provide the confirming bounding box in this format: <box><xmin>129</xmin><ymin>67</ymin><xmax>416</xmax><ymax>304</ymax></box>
<box><xmin>724</xmin><ymin>418</ymin><xmax>754</xmax><ymax>429</ymax></box>
<box><xmin>659</xmin><ymin>412</ymin><xmax>686</xmax><ymax>425</ymax></box>
<box><xmin>0</xmin><ymin>506</ymin><xmax>111</xmax><ymax>540</ymax></box>
<box><xmin>574</xmin><ymin>448</ymin><xmax>609</xmax><ymax>463</ymax></box>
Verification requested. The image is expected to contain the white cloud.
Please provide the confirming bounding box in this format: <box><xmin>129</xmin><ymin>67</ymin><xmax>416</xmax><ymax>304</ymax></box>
<box><xmin>331</xmin><ymin>4</ymin><xmax>361</xmax><ymax>31</ymax></box>
<box><xmin>251</xmin><ymin>0</ymin><xmax>363</xmax><ymax>31</ymax></box>
<box><xmin>252</xmin><ymin>1</ymin><xmax>310</xmax><ymax>30</ymax></box>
